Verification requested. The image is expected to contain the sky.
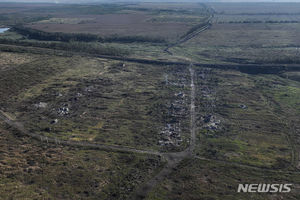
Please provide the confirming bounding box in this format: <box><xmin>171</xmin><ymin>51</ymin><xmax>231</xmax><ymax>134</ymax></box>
<box><xmin>1</xmin><ymin>0</ymin><xmax>300</xmax><ymax>3</ymax></box>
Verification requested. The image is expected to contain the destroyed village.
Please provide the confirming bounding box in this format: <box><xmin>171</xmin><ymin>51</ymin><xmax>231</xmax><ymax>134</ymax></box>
<box><xmin>0</xmin><ymin>0</ymin><xmax>300</xmax><ymax>200</ymax></box>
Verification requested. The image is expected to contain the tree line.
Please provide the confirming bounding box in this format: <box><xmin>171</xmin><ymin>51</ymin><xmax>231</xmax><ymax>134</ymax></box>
<box><xmin>0</xmin><ymin>38</ymin><xmax>129</xmax><ymax>56</ymax></box>
<box><xmin>218</xmin><ymin>20</ymin><xmax>299</xmax><ymax>24</ymax></box>
<box><xmin>12</xmin><ymin>26</ymin><xmax>166</xmax><ymax>44</ymax></box>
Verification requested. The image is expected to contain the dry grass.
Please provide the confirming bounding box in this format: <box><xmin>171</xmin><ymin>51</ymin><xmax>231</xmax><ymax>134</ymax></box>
<box><xmin>0</xmin><ymin>121</ymin><xmax>162</xmax><ymax>200</ymax></box>
<box><xmin>0</xmin><ymin>52</ymin><xmax>37</xmax><ymax>70</ymax></box>
<box><xmin>28</xmin><ymin>13</ymin><xmax>191</xmax><ymax>41</ymax></box>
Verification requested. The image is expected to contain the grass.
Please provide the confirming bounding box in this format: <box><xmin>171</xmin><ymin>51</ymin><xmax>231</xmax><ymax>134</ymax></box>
<box><xmin>0</xmin><ymin>30</ymin><xmax>24</xmax><ymax>40</ymax></box>
<box><xmin>272</xmin><ymin>85</ymin><xmax>300</xmax><ymax>114</ymax></box>
<box><xmin>0</xmin><ymin>54</ymin><xmax>68</xmax><ymax>106</ymax></box>
<box><xmin>1</xmin><ymin>52</ymin><xmax>190</xmax><ymax>151</ymax></box>
<box><xmin>193</xmin><ymin>69</ymin><xmax>296</xmax><ymax>168</ymax></box>
<box><xmin>0</xmin><ymin>121</ymin><xmax>163</xmax><ymax>200</ymax></box>
<box><xmin>170</xmin><ymin>23</ymin><xmax>300</xmax><ymax>64</ymax></box>
<box><xmin>146</xmin><ymin>158</ymin><xmax>300</xmax><ymax>200</ymax></box>
<box><xmin>0</xmin><ymin>51</ymin><xmax>36</xmax><ymax>69</ymax></box>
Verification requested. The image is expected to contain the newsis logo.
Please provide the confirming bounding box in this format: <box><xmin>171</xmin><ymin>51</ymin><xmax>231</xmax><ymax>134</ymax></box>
<box><xmin>237</xmin><ymin>184</ymin><xmax>293</xmax><ymax>193</ymax></box>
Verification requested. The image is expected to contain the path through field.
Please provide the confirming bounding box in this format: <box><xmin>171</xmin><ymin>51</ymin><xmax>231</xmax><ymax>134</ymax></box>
<box><xmin>132</xmin><ymin>64</ymin><xmax>196</xmax><ymax>199</ymax></box>
<box><xmin>1</xmin><ymin>62</ymin><xmax>299</xmax><ymax>199</ymax></box>
<box><xmin>0</xmin><ymin>63</ymin><xmax>197</xmax><ymax>200</ymax></box>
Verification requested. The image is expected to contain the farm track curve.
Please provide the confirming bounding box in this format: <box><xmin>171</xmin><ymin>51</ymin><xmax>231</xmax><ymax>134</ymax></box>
<box><xmin>0</xmin><ymin>64</ymin><xmax>197</xmax><ymax>200</ymax></box>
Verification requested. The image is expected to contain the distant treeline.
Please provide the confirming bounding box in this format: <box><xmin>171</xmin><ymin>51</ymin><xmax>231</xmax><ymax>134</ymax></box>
<box><xmin>219</xmin><ymin>20</ymin><xmax>299</xmax><ymax>24</ymax></box>
<box><xmin>0</xmin><ymin>38</ymin><xmax>129</xmax><ymax>56</ymax></box>
<box><xmin>105</xmin><ymin>35</ymin><xmax>166</xmax><ymax>43</ymax></box>
<box><xmin>218</xmin><ymin>12</ymin><xmax>300</xmax><ymax>16</ymax></box>
<box><xmin>12</xmin><ymin>26</ymin><xmax>166</xmax><ymax>44</ymax></box>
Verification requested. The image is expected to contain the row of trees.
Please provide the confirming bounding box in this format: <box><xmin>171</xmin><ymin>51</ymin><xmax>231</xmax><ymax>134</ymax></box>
<box><xmin>12</xmin><ymin>26</ymin><xmax>166</xmax><ymax>43</ymax></box>
<box><xmin>219</xmin><ymin>20</ymin><xmax>299</xmax><ymax>24</ymax></box>
<box><xmin>0</xmin><ymin>38</ymin><xmax>129</xmax><ymax>56</ymax></box>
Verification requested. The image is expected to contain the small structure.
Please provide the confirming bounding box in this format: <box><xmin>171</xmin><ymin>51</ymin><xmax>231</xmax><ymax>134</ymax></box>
<box><xmin>58</xmin><ymin>105</ymin><xmax>69</xmax><ymax>115</ymax></box>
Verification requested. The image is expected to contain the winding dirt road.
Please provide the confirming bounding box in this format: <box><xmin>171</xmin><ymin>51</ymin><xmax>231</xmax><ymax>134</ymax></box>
<box><xmin>0</xmin><ymin>110</ymin><xmax>162</xmax><ymax>156</ymax></box>
<box><xmin>0</xmin><ymin>64</ymin><xmax>197</xmax><ymax>200</ymax></box>
<box><xmin>1</xmin><ymin>63</ymin><xmax>298</xmax><ymax>199</ymax></box>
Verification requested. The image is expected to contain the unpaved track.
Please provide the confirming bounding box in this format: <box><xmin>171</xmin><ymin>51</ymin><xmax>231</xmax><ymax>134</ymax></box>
<box><xmin>0</xmin><ymin>44</ymin><xmax>296</xmax><ymax>74</ymax></box>
<box><xmin>164</xmin><ymin>22</ymin><xmax>212</xmax><ymax>54</ymax></box>
<box><xmin>0</xmin><ymin>111</ymin><xmax>162</xmax><ymax>156</ymax></box>
<box><xmin>189</xmin><ymin>66</ymin><xmax>196</xmax><ymax>153</ymax></box>
<box><xmin>0</xmin><ymin>64</ymin><xmax>197</xmax><ymax>200</ymax></box>
<box><xmin>1</xmin><ymin>63</ymin><xmax>298</xmax><ymax>199</ymax></box>
<box><xmin>163</xmin><ymin>10</ymin><xmax>213</xmax><ymax>54</ymax></box>
<box><xmin>132</xmin><ymin>64</ymin><xmax>196</xmax><ymax>199</ymax></box>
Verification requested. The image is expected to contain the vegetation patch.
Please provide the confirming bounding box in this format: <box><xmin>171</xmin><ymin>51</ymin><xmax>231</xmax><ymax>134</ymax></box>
<box><xmin>146</xmin><ymin>159</ymin><xmax>300</xmax><ymax>200</ymax></box>
<box><xmin>0</xmin><ymin>122</ymin><xmax>163</xmax><ymax>200</ymax></box>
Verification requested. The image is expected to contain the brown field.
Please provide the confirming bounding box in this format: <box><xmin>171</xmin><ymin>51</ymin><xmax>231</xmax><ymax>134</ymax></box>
<box><xmin>214</xmin><ymin>14</ymin><xmax>300</xmax><ymax>23</ymax></box>
<box><xmin>27</xmin><ymin>13</ymin><xmax>191</xmax><ymax>40</ymax></box>
<box><xmin>185</xmin><ymin>23</ymin><xmax>300</xmax><ymax>47</ymax></box>
<box><xmin>209</xmin><ymin>2</ymin><xmax>300</xmax><ymax>14</ymax></box>
<box><xmin>209</xmin><ymin>2</ymin><xmax>300</xmax><ymax>24</ymax></box>
<box><xmin>127</xmin><ymin>2</ymin><xmax>206</xmax><ymax>10</ymax></box>
<box><xmin>0</xmin><ymin>2</ymin><xmax>209</xmax><ymax>42</ymax></box>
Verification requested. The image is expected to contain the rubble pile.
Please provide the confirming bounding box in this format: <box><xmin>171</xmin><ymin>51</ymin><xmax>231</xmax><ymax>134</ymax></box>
<box><xmin>169</xmin><ymin>77</ymin><xmax>187</xmax><ymax>88</ymax></box>
<box><xmin>58</xmin><ymin>104</ymin><xmax>70</xmax><ymax>115</ymax></box>
<box><xmin>158</xmin><ymin>123</ymin><xmax>183</xmax><ymax>146</ymax></box>
<box><xmin>57</xmin><ymin>92</ymin><xmax>84</xmax><ymax>117</ymax></box>
<box><xmin>202</xmin><ymin>114</ymin><xmax>221</xmax><ymax>130</ymax></box>
<box><xmin>159</xmin><ymin>72</ymin><xmax>189</xmax><ymax>147</ymax></box>
<box><xmin>198</xmin><ymin>69</ymin><xmax>222</xmax><ymax>133</ymax></box>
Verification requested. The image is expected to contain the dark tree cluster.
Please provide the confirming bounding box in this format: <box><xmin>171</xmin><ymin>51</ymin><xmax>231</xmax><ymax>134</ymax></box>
<box><xmin>12</xmin><ymin>26</ymin><xmax>166</xmax><ymax>44</ymax></box>
<box><xmin>12</xmin><ymin>26</ymin><xmax>99</xmax><ymax>42</ymax></box>
<box><xmin>220</xmin><ymin>20</ymin><xmax>299</xmax><ymax>24</ymax></box>
<box><xmin>0</xmin><ymin>38</ymin><xmax>129</xmax><ymax>56</ymax></box>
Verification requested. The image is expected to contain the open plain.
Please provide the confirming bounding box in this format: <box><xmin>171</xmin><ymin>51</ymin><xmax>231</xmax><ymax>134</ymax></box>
<box><xmin>0</xmin><ymin>1</ymin><xmax>300</xmax><ymax>200</ymax></box>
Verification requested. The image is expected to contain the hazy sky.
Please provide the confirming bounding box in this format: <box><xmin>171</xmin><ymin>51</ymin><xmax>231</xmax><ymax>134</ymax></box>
<box><xmin>1</xmin><ymin>0</ymin><xmax>300</xmax><ymax>3</ymax></box>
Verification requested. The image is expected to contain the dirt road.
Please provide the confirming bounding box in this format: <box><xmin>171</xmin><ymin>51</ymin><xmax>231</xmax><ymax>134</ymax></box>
<box><xmin>1</xmin><ymin>63</ymin><xmax>298</xmax><ymax>199</ymax></box>
<box><xmin>0</xmin><ymin>64</ymin><xmax>197</xmax><ymax>200</ymax></box>
<box><xmin>132</xmin><ymin>64</ymin><xmax>196</xmax><ymax>199</ymax></box>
